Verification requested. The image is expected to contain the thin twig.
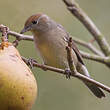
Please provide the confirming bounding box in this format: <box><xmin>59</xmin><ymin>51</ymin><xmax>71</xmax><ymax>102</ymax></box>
<box><xmin>72</xmin><ymin>36</ymin><xmax>104</xmax><ymax>56</ymax></box>
<box><xmin>66</xmin><ymin>37</ymin><xmax>77</xmax><ymax>73</ymax></box>
<box><xmin>63</xmin><ymin>0</ymin><xmax>110</xmax><ymax>56</ymax></box>
<box><xmin>80</xmin><ymin>50</ymin><xmax>110</xmax><ymax>64</ymax></box>
<box><xmin>8</xmin><ymin>31</ymin><xmax>33</xmax><ymax>41</ymax></box>
<box><xmin>0</xmin><ymin>24</ymin><xmax>9</xmax><ymax>42</ymax></box>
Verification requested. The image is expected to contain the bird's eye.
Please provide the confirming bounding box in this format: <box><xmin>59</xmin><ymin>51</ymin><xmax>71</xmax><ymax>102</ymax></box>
<box><xmin>32</xmin><ymin>20</ymin><xmax>37</xmax><ymax>24</ymax></box>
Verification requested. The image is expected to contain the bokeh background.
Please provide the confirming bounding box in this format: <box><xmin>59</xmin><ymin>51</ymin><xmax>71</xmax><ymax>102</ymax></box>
<box><xmin>0</xmin><ymin>0</ymin><xmax>110</xmax><ymax>110</ymax></box>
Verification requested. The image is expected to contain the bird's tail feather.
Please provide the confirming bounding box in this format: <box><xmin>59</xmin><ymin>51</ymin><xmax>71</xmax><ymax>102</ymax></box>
<box><xmin>78</xmin><ymin>65</ymin><xmax>105</xmax><ymax>98</ymax></box>
<box><xmin>85</xmin><ymin>83</ymin><xmax>105</xmax><ymax>98</ymax></box>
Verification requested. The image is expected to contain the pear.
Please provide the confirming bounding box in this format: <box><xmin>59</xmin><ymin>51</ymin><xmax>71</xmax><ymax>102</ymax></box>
<box><xmin>0</xmin><ymin>41</ymin><xmax>37</xmax><ymax>110</ymax></box>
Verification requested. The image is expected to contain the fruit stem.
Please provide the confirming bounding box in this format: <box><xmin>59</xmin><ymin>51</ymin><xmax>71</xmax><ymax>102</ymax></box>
<box><xmin>0</xmin><ymin>24</ymin><xmax>9</xmax><ymax>42</ymax></box>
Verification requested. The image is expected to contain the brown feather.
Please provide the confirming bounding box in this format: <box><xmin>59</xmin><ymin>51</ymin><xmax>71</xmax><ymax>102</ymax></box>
<box><xmin>25</xmin><ymin>13</ymin><xmax>43</xmax><ymax>27</ymax></box>
<box><xmin>57</xmin><ymin>24</ymin><xmax>84</xmax><ymax>65</ymax></box>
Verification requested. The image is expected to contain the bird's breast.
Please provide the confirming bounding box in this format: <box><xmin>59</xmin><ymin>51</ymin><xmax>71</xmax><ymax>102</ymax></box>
<box><xmin>33</xmin><ymin>29</ymin><xmax>78</xmax><ymax>69</ymax></box>
<box><xmin>34</xmin><ymin>34</ymin><xmax>69</xmax><ymax>69</ymax></box>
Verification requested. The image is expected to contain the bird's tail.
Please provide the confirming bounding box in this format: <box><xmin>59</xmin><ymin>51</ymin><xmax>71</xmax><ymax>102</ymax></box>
<box><xmin>78</xmin><ymin>65</ymin><xmax>105</xmax><ymax>98</ymax></box>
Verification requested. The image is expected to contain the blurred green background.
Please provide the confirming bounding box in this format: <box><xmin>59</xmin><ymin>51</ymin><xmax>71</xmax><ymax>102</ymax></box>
<box><xmin>0</xmin><ymin>0</ymin><xmax>110</xmax><ymax>110</ymax></box>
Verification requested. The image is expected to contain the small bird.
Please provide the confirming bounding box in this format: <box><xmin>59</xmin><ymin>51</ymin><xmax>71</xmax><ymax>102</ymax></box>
<box><xmin>20</xmin><ymin>13</ymin><xmax>105</xmax><ymax>98</ymax></box>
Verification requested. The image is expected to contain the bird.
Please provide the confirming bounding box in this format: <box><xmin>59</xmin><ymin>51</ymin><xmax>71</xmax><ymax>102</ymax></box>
<box><xmin>20</xmin><ymin>13</ymin><xmax>105</xmax><ymax>98</ymax></box>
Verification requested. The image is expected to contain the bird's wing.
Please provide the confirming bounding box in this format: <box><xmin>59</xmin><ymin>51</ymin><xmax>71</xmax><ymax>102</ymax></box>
<box><xmin>57</xmin><ymin>24</ymin><xmax>84</xmax><ymax>65</ymax></box>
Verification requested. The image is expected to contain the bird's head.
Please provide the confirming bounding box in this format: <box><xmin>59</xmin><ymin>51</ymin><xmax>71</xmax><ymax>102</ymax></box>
<box><xmin>20</xmin><ymin>13</ymin><xmax>55</xmax><ymax>34</ymax></box>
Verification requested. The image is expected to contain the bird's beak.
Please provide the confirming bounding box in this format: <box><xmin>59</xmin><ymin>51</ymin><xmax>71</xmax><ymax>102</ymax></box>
<box><xmin>20</xmin><ymin>26</ymin><xmax>31</xmax><ymax>34</ymax></box>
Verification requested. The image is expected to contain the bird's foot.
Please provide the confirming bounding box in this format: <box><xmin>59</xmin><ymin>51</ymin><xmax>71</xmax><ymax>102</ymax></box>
<box><xmin>64</xmin><ymin>69</ymin><xmax>71</xmax><ymax>79</ymax></box>
<box><xmin>27</xmin><ymin>58</ymin><xmax>37</xmax><ymax>69</ymax></box>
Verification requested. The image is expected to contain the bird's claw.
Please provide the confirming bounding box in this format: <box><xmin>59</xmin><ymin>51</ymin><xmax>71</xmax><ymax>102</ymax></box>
<box><xmin>65</xmin><ymin>69</ymin><xmax>71</xmax><ymax>79</ymax></box>
<box><xmin>27</xmin><ymin>58</ymin><xmax>37</xmax><ymax>69</ymax></box>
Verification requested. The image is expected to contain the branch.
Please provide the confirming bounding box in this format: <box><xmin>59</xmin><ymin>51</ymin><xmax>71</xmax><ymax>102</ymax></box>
<box><xmin>8</xmin><ymin>31</ymin><xmax>33</xmax><ymax>41</ymax></box>
<box><xmin>0</xmin><ymin>24</ymin><xmax>9</xmax><ymax>42</ymax></box>
<box><xmin>22</xmin><ymin>55</ymin><xmax>110</xmax><ymax>93</ymax></box>
<box><xmin>72</xmin><ymin>35</ymin><xmax>104</xmax><ymax>56</ymax></box>
<box><xmin>80</xmin><ymin>50</ymin><xmax>109</xmax><ymax>64</ymax></box>
<box><xmin>63</xmin><ymin>0</ymin><xmax>110</xmax><ymax>56</ymax></box>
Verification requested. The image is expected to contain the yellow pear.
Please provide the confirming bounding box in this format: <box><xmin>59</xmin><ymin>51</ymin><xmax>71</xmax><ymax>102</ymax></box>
<box><xmin>0</xmin><ymin>41</ymin><xmax>37</xmax><ymax>110</ymax></box>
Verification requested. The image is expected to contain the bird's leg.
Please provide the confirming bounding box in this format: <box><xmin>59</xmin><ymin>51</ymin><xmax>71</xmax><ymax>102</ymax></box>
<box><xmin>64</xmin><ymin>68</ymin><xmax>71</xmax><ymax>79</ymax></box>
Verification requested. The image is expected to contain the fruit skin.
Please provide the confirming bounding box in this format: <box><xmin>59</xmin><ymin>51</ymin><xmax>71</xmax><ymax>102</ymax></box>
<box><xmin>0</xmin><ymin>42</ymin><xmax>37</xmax><ymax>110</ymax></box>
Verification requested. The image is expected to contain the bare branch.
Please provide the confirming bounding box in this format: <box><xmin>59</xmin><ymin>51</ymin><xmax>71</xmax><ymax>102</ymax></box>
<box><xmin>73</xmin><ymin>72</ymin><xmax>110</xmax><ymax>93</ymax></box>
<box><xmin>66</xmin><ymin>37</ymin><xmax>77</xmax><ymax>73</ymax></box>
<box><xmin>63</xmin><ymin>0</ymin><xmax>110</xmax><ymax>56</ymax></box>
<box><xmin>72</xmin><ymin>36</ymin><xmax>104</xmax><ymax>56</ymax></box>
<box><xmin>0</xmin><ymin>24</ymin><xmax>9</xmax><ymax>42</ymax></box>
<box><xmin>80</xmin><ymin>50</ymin><xmax>109</xmax><ymax>64</ymax></box>
<box><xmin>8</xmin><ymin>31</ymin><xmax>33</xmax><ymax>41</ymax></box>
